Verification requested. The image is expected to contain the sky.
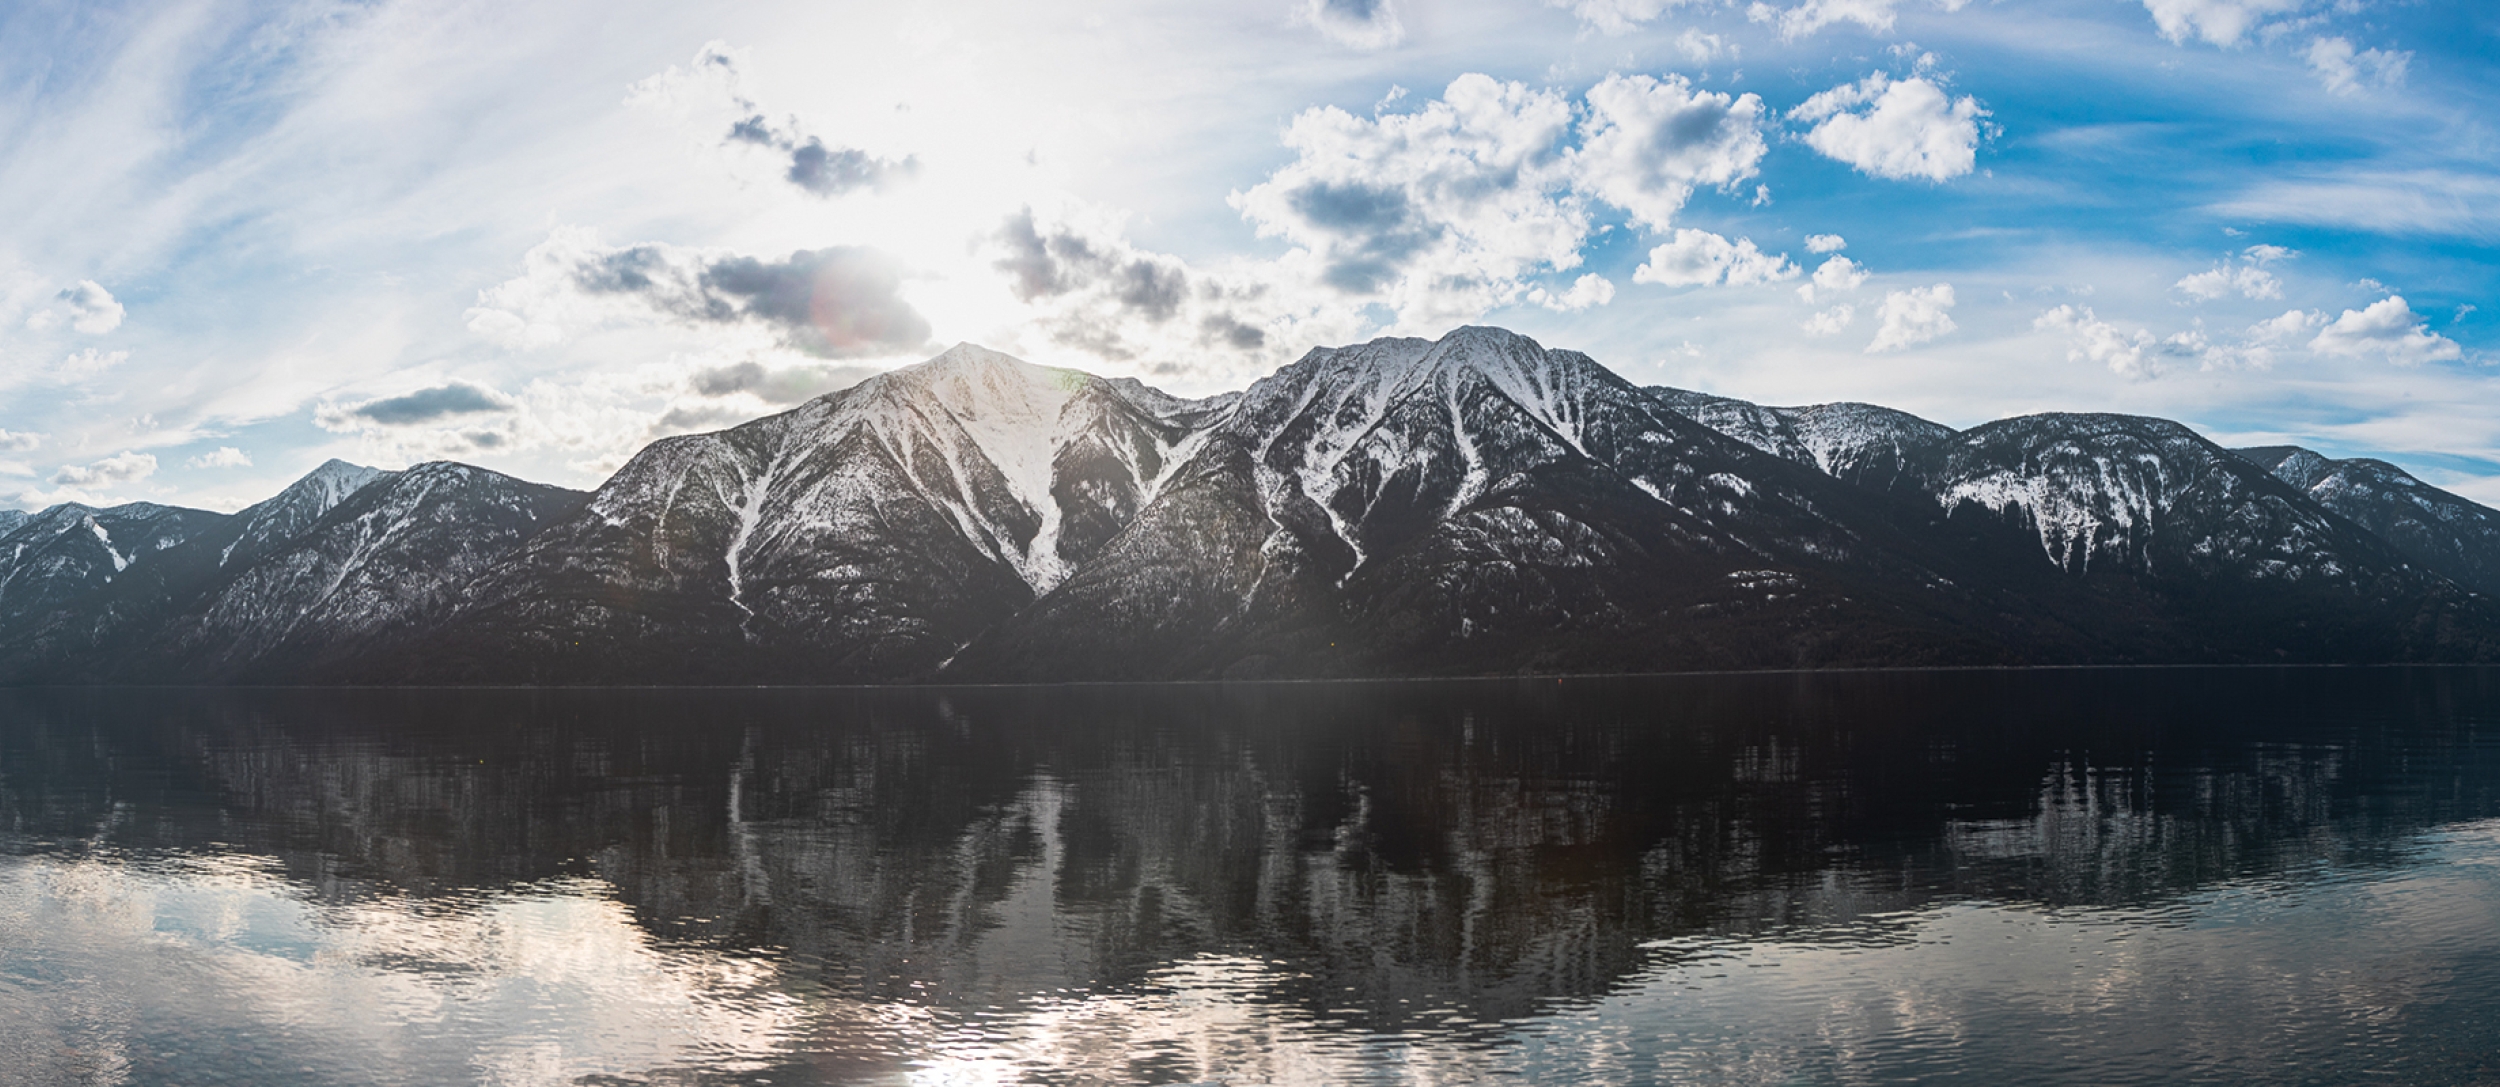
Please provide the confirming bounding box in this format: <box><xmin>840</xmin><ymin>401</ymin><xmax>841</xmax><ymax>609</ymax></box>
<box><xmin>1</xmin><ymin>0</ymin><xmax>2494</xmax><ymax>513</ymax></box>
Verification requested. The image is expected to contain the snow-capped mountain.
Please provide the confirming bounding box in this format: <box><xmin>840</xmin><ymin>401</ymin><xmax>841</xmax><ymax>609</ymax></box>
<box><xmin>1644</xmin><ymin>391</ymin><xmax>2495</xmax><ymax>660</ymax></box>
<box><xmin>218</xmin><ymin>458</ymin><xmax>391</xmax><ymax>571</ymax></box>
<box><xmin>1650</xmin><ymin>389</ymin><xmax>1957</xmax><ymax>494</ymax></box>
<box><xmin>389</xmin><ymin>344</ymin><xmax>1230</xmax><ymax>682</ymax></box>
<box><xmin>3</xmin><ymin>328</ymin><xmax>2497</xmax><ymax>685</ymax></box>
<box><xmin>1914</xmin><ymin>414</ymin><xmax>2484</xmax><ymax>659</ymax></box>
<box><xmin>0</xmin><ymin>458</ymin><xmax>397</xmax><ymax>681</ymax></box>
<box><xmin>951</xmin><ymin>327</ymin><xmax>2055</xmax><ymax>680</ymax></box>
<box><xmin>2238</xmin><ymin>445</ymin><xmax>2500</xmax><ymax>597</ymax></box>
<box><xmin>149</xmin><ymin>462</ymin><xmax>582</xmax><ymax>680</ymax></box>
<box><xmin>0</xmin><ymin>501</ymin><xmax>232</xmax><ymax>680</ymax></box>
<box><xmin>1928</xmin><ymin>415</ymin><xmax>2370</xmax><ymax>579</ymax></box>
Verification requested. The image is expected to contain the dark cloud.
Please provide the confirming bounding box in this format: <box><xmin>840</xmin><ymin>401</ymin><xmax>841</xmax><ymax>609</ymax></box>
<box><xmin>994</xmin><ymin>211</ymin><xmax>1071</xmax><ymax>300</ymax></box>
<box><xmin>575</xmin><ymin>246</ymin><xmax>734</xmax><ymax>320</ymax></box>
<box><xmin>568</xmin><ymin>244</ymin><xmax>932</xmax><ymax>358</ymax></box>
<box><xmin>1288</xmin><ymin>181</ymin><xmax>1411</xmax><ymax>231</ymax></box>
<box><xmin>1661</xmin><ymin>97</ymin><xmax>1740</xmax><ymax>151</ymax></box>
<box><xmin>691</xmin><ymin>360</ymin><xmax>769</xmax><ymax>396</ymax></box>
<box><xmin>1302</xmin><ymin>0</ymin><xmax>1401</xmax><ymax>48</ymax></box>
<box><xmin>1285</xmin><ymin>182</ymin><xmax>1438</xmax><ymax>293</ymax></box>
<box><xmin>788</xmin><ymin>140</ymin><xmax>905</xmax><ymax>196</ymax></box>
<box><xmin>1200</xmin><ymin>314</ymin><xmax>1267</xmax><ymax>350</ymax></box>
<box><xmin>1113</xmin><ymin>260</ymin><xmax>1187</xmax><ymax>322</ymax></box>
<box><xmin>687</xmin><ymin>360</ymin><xmax>882</xmax><ymax>403</ymax></box>
<box><xmin>702</xmin><ymin>248</ymin><xmax>931</xmax><ymax>355</ymax></box>
<box><xmin>652</xmin><ymin>403</ymin><xmax>758</xmax><ymax>436</ymax></box>
<box><xmin>990</xmin><ymin>210</ymin><xmax>1188</xmax><ymax>322</ymax></box>
<box><xmin>725</xmin><ymin>114</ymin><xmax>916</xmax><ymax>197</ymax></box>
<box><xmin>344</xmin><ymin>382</ymin><xmax>516</xmax><ymax>426</ymax></box>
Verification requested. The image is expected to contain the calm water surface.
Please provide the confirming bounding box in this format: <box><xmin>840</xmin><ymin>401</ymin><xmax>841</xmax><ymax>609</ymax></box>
<box><xmin>3</xmin><ymin>670</ymin><xmax>2499</xmax><ymax>1086</ymax></box>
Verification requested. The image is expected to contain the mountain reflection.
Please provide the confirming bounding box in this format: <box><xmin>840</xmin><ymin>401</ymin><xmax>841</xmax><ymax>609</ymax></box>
<box><xmin>3</xmin><ymin>670</ymin><xmax>2498</xmax><ymax>1083</ymax></box>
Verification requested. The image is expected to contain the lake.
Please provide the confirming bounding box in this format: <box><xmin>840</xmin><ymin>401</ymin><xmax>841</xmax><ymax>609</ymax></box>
<box><xmin>3</xmin><ymin>669</ymin><xmax>2499</xmax><ymax>1085</ymax></box>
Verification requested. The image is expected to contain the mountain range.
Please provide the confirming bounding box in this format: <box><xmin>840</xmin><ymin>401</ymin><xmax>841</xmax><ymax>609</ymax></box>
<box><xmin>5</xmin><ymin>326</ymin><xmax>2496</xmax><ymax>685</ymax></box>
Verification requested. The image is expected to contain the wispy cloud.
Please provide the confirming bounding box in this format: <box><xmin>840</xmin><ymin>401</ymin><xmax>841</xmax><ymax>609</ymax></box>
<box><xmin>2212</xmin><ymin>171</ymin><xmax>2500</xmax><ymax>239</ymax></box>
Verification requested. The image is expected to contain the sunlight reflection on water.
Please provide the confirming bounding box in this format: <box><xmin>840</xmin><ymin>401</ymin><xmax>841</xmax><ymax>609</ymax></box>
<box><xmin>9</xmin><ymin>831</ymin><xmax>2496</xmax><ymax>1086</ymax></box>
<box><xmin>2</xmin><ymin>672</ymin><xmax>2498</xmax><ymax>1085</ymax></box>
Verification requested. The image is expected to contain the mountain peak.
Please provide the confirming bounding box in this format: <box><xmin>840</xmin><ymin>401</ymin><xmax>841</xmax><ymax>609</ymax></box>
<box><xmin>309</xmin><ymin>456</ymin><xmax>379</xmax><ymax>477</ymax></box>
<box><xmin>219</xmin><ymin>458</ymin><xmax>393</xmax><ymax>568</ymax></box>
<box><xmin>252</xmin><ymin>459</ymin><xmax>386</xmax><ymax>515</ymax></box>
<box><xmin>1437</xmin><ymin>324</ymin><xmax>1547</xmax><ymax>352</ymax></box>
<box><xmin>913</xmin><ymin>341</ymin><xmax>1053</xmax><ymax>377</ymax></box>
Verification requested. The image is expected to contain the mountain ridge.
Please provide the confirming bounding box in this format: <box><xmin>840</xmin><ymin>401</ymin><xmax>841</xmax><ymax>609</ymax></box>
<box><xmin>6</xmin><ymin>327</ymin><xmax>2497</xmax><ymax>684</ymax></box>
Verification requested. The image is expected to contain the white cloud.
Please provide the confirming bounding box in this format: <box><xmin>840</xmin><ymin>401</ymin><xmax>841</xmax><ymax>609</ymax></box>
<box><xmin>2140</xmin><ymin>0</ymin><xmax>2306</xmax><ymax>47</ymax></box>
<box><xmin>2305</xmin><ymin>37</ymin><xmax>2410</xmax><ymax>97</ymax></box>
<box><xmin>1867</xmin><ymin>284</ymin><xmax>1956</xmax><ymax>353</ymax></box>
<box><xmin>2033</xmin><ymin>305</ymin><xmax>2193</xmax><ymax>380</ymax></box>
<box><xmin>23</xmin><ymin>280</ymin><xmax>125</xmax><ymax>335</ymax></box>
<box><xmin>1804</xmin><ymin>234</ymin><xmax>1848</xmax><ymax>254</ymax></box>
<box><xmin>627</xmin><ymin>41</ymin><xmax>914</xmax><ymax>199</ymax></box>
<box><xmin>2247</xmin><ymin>308</ymin><xmax>2323</xmax><ymax>342</ymax></box>
<box><xmin>1298</xmin><ymin>0</ymin><xmax>1405</xmax><ymax>50</ymax></box>
<box><xmin>1548</xmin><ymin>0</ymin><xmax>1704</xmax><ymax>36</ymax></box>
<box><xmin>2190</xmin><ymin>308</ymin><xmax>2320</xmax><ymax>372</ymax></box>
<box><xmin>52</xmin><ymin>451</ymin><xmax>158</xmax><ymax>488</ymax></box>
<box><xmin>1748</xmin><ymin>0</ymin><xmax>1900</xmax><ymax>41</ymax></box>
<box><xmin>2197</xmin><ymin>306</ymin><xmax>2324</xmax><ymax>369</ymax></box>
<box><xmin>1234</xmin><ymin>74</ymin><xmax>1584</xmax><ymax>325</ymax></box>
<box><xmin>1529</xmin><ymin>273</ymin><xmax>1617</xmax><ymax>312</ymax></box>
<box><xmin>1571</xmin><ymin>74</ymin><xmax>1768</xmax><ymax>232</ymax></box>
<box><xmin>57</xmin><ymin>349</ymin><xmax>126</xmax><ymax>381</ymax></box>
<box><xmin>2174</xmin><ymin>262</ymin><xmax>2281</xmax><ymax>301</ymax></box>
<box><xmin>1795</xmin><ymin>255</ymin><xmax>1869</xmax><ymax>303</ymax></box>
<box><xmin>621</xmin><ymin>39</ymin><xmax>749</xmax><ymax>112</ymax></box>
<box><xmin>1632</xmin><ymin>230</ymin><xmax>1799</xmax><ymax>288</ymax></box>
<box><xmin>185</xmin><ymin>446</ymin><xmax>252</xmax><ymax>469</ymax></box>
<box><xmin>465</xmin><ymin>306</ymin><xmax>564</xmax><ymax>351</ymax></box>
<box><xmin>0</xmin><ymin>429</ymin><xmax>39</xmax><ymax>453</ymax></box>
<box><xmin>1793</xmin><ymin>74</ymin><xmax>1986</xmax><ymax>183</ymax></box>
<box><xmin>1675</xmin><ymin>28</ymin><xmax>1728</xmax><ymax>62</ymax></box>
<box><xmin>2243</xmin><ymin>244</ymin><xmax>2293</xmax><ymax>265</ymax></box>
<box><xmin>2308</xmin><ymin>296</ymin><xmax>2464</xmax><ymax>366</ymax></box>
<box><xmin>1803</xmin><ymin>304</ymin><xmax>1856</xmax><ymax>335</ymax></box>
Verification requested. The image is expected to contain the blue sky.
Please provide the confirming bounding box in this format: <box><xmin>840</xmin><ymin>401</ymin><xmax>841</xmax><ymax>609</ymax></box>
<box><xmin>1</xmin><ymin>0</ymin><xmax>2493</xmax><ymax>512</ymax></box>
